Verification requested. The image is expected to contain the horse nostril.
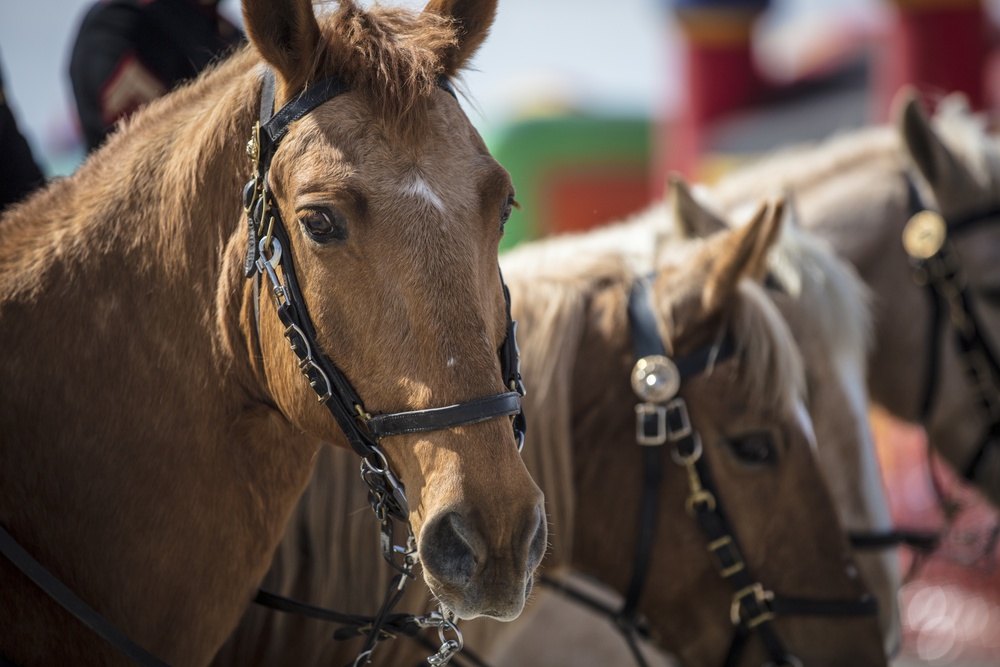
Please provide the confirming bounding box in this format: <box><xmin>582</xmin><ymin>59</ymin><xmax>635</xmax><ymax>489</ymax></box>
<box><xmin>420</xmin><ymin>511</ymin><xmax>478</xmax><ymax>587</ymax></box>
<box><xmin>526</xmin><ymin>505</ymin><xmax>547</xmax><ymax>572</ymax></box>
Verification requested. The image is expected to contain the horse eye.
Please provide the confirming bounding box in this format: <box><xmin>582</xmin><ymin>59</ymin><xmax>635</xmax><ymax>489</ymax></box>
<box><xmin>725</xmin><ymin>432</ymin><xmax>777</xmax><ymax>466</ymax></box>
<box><xmin>500</xmin><ymin>195</ymin><xmax>516</xmax><ymax>232</ymax></box>
<box><xmin>300</xmin><ymin>207</ymin><xmax>347</xmax><ymax>242</ymax></box>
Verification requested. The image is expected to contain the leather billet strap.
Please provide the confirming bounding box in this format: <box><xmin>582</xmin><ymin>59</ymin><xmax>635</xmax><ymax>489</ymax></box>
<box><xmin>904</xmin><ymin>175</ymin><xmax>1000</xmax><ymax>482</ymax></box>
<box><xmin>620</xmin><ymin>276</ymin><xmax>737</xmax><ymax>629</ymax></box>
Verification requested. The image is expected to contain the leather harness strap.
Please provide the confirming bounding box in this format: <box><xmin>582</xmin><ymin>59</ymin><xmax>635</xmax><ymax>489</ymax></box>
<box><xmin>903</xmin><ymin>174</ymin><xmax>1000</xmax><ymax>483</ymax></box>
<box><xmin>0</xmin><ymin>524</ymin><xmax>169</xmax><ymax>667</ymax></box>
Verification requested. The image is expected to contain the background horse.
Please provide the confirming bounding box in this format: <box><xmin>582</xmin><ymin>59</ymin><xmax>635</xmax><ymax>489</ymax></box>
<box><xmin>215</xmin><ymin>200</ymin><xmax>887</xmax><ymax>666</ymax></box>
<box><xmin>713</xmin><ymin>92</ymin><xmax>1000</xmax><ymax>507</ymax></box>
<box><xmin>445</xmin><ymin>181</ymin><xmax>900</xmax><ymax>667</ymax></box>
<box><xmin>0</xmin><ymin>0</ymin><xmax>544</xmax><ymax>664</ymax></box>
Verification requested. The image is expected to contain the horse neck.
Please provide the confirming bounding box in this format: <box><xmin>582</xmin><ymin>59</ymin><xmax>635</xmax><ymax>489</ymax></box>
<box><xmin>10</xmin><ymin>48</ymin><xmax>269</xmax><ymax>395</ymax></box>
<box><xmin>0</xmin><ymin>50</ymin><xmax>325</xmax><ymax>664</ymax></box>
<box><xmin>564</xmin><ymin>275</ymin><xmax>650</xmax><ymax>590</ymax></box>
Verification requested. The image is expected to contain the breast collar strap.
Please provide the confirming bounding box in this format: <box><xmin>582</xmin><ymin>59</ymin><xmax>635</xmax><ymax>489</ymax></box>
<box><xmin>903</xmin><ymin>174</ymin><xmax>1000</xmax><ymax>482</ymax></box>
<box><xmin>543</xmin><ymin>276</ymin><xmax>878</xmax><ymax>667</ymax></box>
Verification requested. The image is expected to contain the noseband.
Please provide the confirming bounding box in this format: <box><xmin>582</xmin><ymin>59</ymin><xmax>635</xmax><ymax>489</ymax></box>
<box><xmin>544</xmin><ymin>276</ymin><xmax>879</xmax><ymax>667</ymax></box>
<box><xmin>902</xmin><ymin>175</ymin><xmax>1000</xmax><ymax>483</ymax></box>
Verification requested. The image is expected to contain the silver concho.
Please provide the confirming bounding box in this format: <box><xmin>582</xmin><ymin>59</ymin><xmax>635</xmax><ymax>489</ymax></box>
<box><xmin>631</xmin><ymin>355</ymin><xmax>680</xmax><ymax>403</ymax></box>
<box><xmin>903</xmin><ymin>210</ymin><xmax>947</xmax><ymax>260</ymax></box>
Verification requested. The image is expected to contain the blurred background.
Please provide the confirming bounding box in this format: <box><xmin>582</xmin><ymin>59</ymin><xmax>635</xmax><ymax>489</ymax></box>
<box><xmin>3</xmin><ymin>0</ymin><xmax>1000</xmax><ymax>664</ymax></box>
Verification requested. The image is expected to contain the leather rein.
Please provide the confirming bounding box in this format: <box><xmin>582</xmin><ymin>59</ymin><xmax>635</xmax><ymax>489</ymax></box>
<box><xmin>542</xmin><ymin>276</ymin><xmax>879</xmax><ymax>667</ymax></box>
<box><xmin>0</xmin><ymin>69</ymin><xmax>526</xmax><ymax>667</ymax></box>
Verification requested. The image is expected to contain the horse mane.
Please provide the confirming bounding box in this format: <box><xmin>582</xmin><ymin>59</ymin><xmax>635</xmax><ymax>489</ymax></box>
<box><xmin>500</xmin><ymin>247</ymin><xmax>633</xmax><ymax>567</ymax></box>
<box><xmin>930</xmin><ymin>96</ymin><xmax>1000</xmax><ymax>191</ymax></box>
<box><xmin>767</xmin><ymin>221</ymin><xmax>872</xmax><ymax>366</ymax></box>
<box><xmin>712</xmin><ymin>125</ymin><xmax>903</xmax><ymax>203</ymax></box>
<box><xmin>724</xmin><ymin>279</ymin><xmax>806</xmax><ymax>416</ymax></box>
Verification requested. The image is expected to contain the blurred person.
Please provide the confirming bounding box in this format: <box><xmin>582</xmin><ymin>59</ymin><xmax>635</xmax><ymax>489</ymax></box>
<box><xmin>0</xmin><ymin>50</ymin><xmax>45</xmax><ymax>211</ymax></box>
<box><xmin>69</xmin><ymin>0</ymin><xmax>244</xmax><ymax>152</ymax></box>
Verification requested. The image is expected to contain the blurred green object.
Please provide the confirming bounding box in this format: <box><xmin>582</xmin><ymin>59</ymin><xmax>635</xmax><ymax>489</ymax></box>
<box><xmin>485</xmin><ymin>114</ymin><xmax>654</xmax><ymax>251</ymax></box>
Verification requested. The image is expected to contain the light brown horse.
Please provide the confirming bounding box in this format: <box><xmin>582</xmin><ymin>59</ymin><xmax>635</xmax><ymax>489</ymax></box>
<box><xmin>0</xmin><ymin>0</ymin><xmax>545</xmax><ymax>665</ymax></box>
<box><xmin>450</xmin><ymin>180</ymin><xmax>900</xmax><ymax>667</ymax></box>
<box><xmin>712</xmin><ymin>92</ymin><xmax>1000</xmax><ymax>507</ymax></box>
<box><xmin>214</xmin><ymin>200</ymin><xmax>887</xmax><ymax>666</ymax></box>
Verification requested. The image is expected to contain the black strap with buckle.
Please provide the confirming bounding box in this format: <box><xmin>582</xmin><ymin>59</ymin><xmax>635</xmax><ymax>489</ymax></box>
<box><xmin>543</xmin><ymin>274</ymin><xmax>879</xmax><ymax>667</ymax></box>
<box><xmin>903</xmin><ymin>174</ymin><xmax>1000</xmax><ymax>483</ymax></box>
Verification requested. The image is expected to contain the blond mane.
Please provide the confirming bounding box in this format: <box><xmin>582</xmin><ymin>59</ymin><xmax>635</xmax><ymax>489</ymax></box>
<box><xmin>712</xmin><ymin>126</ymin><xmax>904</xmax><ymax>202</ymax></box>
<box><xmin>767</xmin><ymin>220</ymin><xmax>872</xmax><ymax>366</ymax></box>
<box><xmin>931</xmin><ymin>96</ymin><xmax>1000</xmax><ymax>191</ymax></box>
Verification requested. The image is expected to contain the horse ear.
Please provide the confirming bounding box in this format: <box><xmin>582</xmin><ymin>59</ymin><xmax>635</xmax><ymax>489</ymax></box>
<box><xmin>422</xmin><ymin>0</ymin><xmax>498</xmax><ymax>76</ymax></box>
<box><xmin>895</xmin><ymin>89</ymin><xmax>967</xmax><ymax>190</ymax></box>
<box><xmin>782</xmin><ymin>189</ymin><xmax>801</xmax><ymax>229</ymax></box>
<box><xmin>747</xmin><ymin>198</ymin><xmax>785</xmax><ymax>281</ymax></box>
<box><xmin>703</xmin><ymin>199</ymin><xmax>783</xmax><ymax>312</ymax></box>
<box><xmin>242</xmin><ymin>0</ymin><xmax>321</xmax><ymax>94</ymax></box>
<box><xmin>669</xmin><ymin>174</ymin><xmax>728</xmax><ymax>239</ymax></box>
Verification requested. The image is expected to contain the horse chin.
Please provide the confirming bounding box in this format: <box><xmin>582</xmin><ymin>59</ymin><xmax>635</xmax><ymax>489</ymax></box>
<box><xmin>422</xmin><ymin>572</ymin><xmax>529</xmax><ymax>622</ymax></box>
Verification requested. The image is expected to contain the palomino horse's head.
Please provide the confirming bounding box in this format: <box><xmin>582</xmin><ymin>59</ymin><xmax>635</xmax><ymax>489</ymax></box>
<box><xmin>566</xmin><ymin>202</ymin><xmax>886</xmax><ymax>666</ymax></box>
<box><xmin>670</xmin><ymin>178</ymin><xmax>902</xmax><ymax>654</ymax></box>
<box><xmin>241</xmin><ymin>0</ymin><xmax>543</xmax><ymax>620</ymax></box>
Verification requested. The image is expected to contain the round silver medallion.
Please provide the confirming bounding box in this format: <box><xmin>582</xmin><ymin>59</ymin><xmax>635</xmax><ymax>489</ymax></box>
<box><xmin>902</xmin><ymin>210</ymin><xmax>947</xmax><ymax>260</ymax></box>
<box><xmin>631</xmin><ymin>355</ymin><xmax>681</xmax><ymax>402</ymax></box>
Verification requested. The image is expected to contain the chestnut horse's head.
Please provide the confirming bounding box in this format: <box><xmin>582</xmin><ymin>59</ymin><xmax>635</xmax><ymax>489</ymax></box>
<box><xmin>241</xmin><ymin>0</ymin><xmax>543</xmax><ymax>620</ymax></box>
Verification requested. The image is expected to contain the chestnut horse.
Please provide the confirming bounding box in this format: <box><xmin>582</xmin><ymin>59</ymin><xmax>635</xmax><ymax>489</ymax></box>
<box><xmin>0</xmin><ymin>0</ymin><xmax>544</xmax><ymax>665</ymax></box>
<box><xmin>713</xmin><ymin>92</ymin><xmax>1000</xmax><ymax>507</ymax></box>
<box><xmin>214</xmin><ymin>201</ymin><xmax>887</xmax><ymax>666</ymax></box>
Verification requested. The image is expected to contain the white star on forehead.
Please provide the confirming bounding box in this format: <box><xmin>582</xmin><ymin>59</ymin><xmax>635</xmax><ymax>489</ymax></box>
<box><xmin>401</xmin><ymin>174</ymin><xmax>445</xmax><ymax>214</ymax></box>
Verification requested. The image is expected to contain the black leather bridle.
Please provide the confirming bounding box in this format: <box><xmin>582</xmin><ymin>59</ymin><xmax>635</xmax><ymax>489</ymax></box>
<box><xmin>902</xmin><ymin>175</ymin><xmax>1000</xmax><ymax>483</ymax></box>
<box><xmin>543</xmin><ymin>276</ymin><xmax>880</xmax><ymax>667</ymax></box>
<box><xmin>242</xmin><ymin>70</ymin><xmax>528</xmax><ymax>667</ymax></box>
<box><xmin>0</xmin><ymin>69</ymin><xmax>526</xmax><ymax>667</ymax></box>
<box><xmin>243</xmin><ymin>69</ymin><xmax>526</xmax><ymax>527</ymax></box>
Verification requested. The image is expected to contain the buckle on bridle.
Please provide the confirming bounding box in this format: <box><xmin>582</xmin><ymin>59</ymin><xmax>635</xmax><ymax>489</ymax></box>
<box><xmin>731</xmin><ymin>583</ymin><xmax>775</xmax><ymax>629</ymax></box>
<box><xmin>707</xmin><ymin>535</ymin><xmax>745</xmax><ymax>578</ymax></box>
<box><xmin>635</xmin><ymin>403</ymin><xmax>667</xmax><ymax>446</ymax></box>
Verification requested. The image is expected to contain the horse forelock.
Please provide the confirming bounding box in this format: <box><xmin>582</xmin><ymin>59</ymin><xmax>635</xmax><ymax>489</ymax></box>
<box><xmin>724</xmin><ymin>279</ymin><xmax>806</xmax><ymax>417</ymax></box>
<box><xmin>312</xmin><ymin>1</ymin><xmax>458</xmax><ymax>131</ymax></box>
